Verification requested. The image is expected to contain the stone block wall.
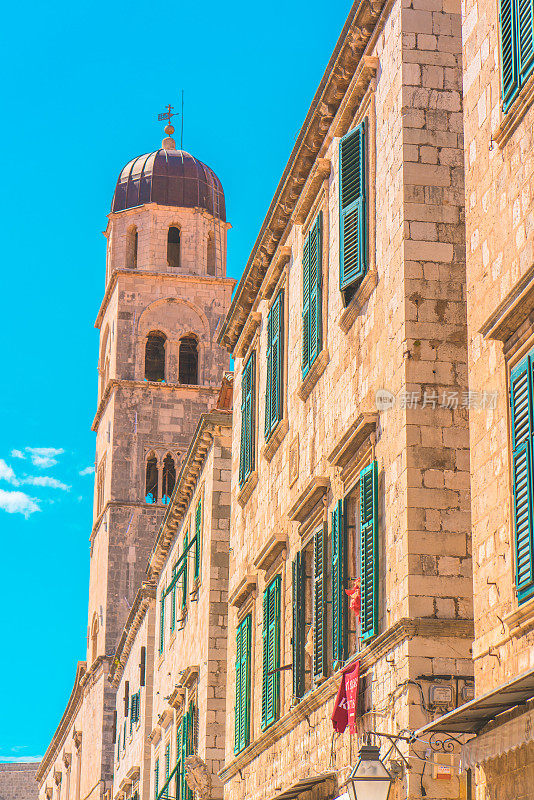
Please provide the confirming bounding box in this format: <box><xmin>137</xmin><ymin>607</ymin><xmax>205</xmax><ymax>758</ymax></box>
<box><xmin>0</xmin><ymin>764</ymin><xmax>39</xmax><ymax>800</ymax></box>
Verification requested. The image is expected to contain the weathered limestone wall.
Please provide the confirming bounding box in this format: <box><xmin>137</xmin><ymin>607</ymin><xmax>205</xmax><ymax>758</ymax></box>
<box><xmin>0</xmin><ymin>764</ymin><xmax>39</xmax><ymax>800</ymax></box>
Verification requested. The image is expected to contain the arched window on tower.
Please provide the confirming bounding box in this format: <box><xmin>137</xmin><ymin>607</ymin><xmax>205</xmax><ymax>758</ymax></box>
<box><xmin>145</xmin><ymin>454</ymin><xmax>158</xmax><ymax>504</ymax></box>
<box><xmin>127</xmin><ymin>226</ymin><xmax>138</xmax><ymax>269</ymax></box>
<box><xmin>179</xmin><ymin>336</ymin><xmax>199</xmax><ymax>385</ymax></box>
<box><xmin>145</xmin><ymin>332</ymin><xmax>166</xmax><ymax>382</ymax></box>
<box><xmin>167</xmin><ymin>226</ymin><xmax>181</xmax><ymax>267</ymax></box>
<box><xmin>162</xmin><ymin>454</ymin><xmax>176</xmax><ymax>504</ymax></box>
<box><xmin>207</xmin><ymin>233</ymin><xmax>216</xmax><ymax>275</ymax></box>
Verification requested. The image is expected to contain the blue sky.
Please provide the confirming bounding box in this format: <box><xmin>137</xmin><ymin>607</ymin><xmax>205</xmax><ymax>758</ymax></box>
<box><xmin>0</xmin><ymin>0</ymin><xmax>350</xmax><ymax>763</ymax></box>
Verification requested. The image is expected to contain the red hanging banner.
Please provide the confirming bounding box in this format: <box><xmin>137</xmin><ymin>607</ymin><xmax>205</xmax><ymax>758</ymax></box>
<box><xmin>331</xmin><ymin>660</ymin><xmax>360</xmax><ymax>734</ymax></box>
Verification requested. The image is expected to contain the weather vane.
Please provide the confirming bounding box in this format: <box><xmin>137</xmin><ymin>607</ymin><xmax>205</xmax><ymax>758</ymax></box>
<box><xmin>158</xmin><ymin>95</ymin><xmax>184</xmax><ymax>149</ymax></box>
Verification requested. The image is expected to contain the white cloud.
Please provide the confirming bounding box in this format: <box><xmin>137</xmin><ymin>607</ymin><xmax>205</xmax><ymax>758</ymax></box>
<box><xmin>10</xmin><ymin>449</ymin><xmax>25</xmax><ymax>460</ymax></box>
<box><xmin>22</xmin><ymin>476</ymin><xmax>70</xmax><ymax>491</ymax></box>
<box><xmin>0</xmin><ymin>459</ymin><xmax>18</xmax><ymax>485</ymax></box>
<box><xmin>0</xmin><ymin>489</ymin><xmax>40</xmax><ymax>518</ymax></box>
<box><xmin>0</xmin><ymin>755</ymin><xmax>42</xmax><ymax>762</ymax></box>
<box><xmin>25</xmin><ymin>447</ymin><xmax>64</xmax><ymax>469</ymax></box>
<box><xmin>79</xmin><ymin>466</ymin><xmax>95</xmax><ymax>476</ymax></box>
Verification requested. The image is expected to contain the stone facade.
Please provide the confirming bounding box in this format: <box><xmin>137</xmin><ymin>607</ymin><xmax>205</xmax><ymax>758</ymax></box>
<box><xmin>0</xmin><ymin>764</ymin><xmax>39</xmax><ymax>800</ymax></box>
<box><xmin>218</xmin><ymin>1</ymin><xmax>473</xmax><ymax>798</ymax></box>
<box><xmin>458</xmin><ymin>0</ymin><xmax>534</xmax><ymax>787</ymax></box>
<box><xmin>37</xmin><ymin>138</ymin><xmax>233</xmax><ymax>800</ymax></box>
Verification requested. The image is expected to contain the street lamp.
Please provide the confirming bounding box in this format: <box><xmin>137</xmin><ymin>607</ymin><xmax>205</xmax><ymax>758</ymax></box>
<box><xmin>346</xmin><ymin>744</ymin><xmax>392</xmax><ymax>800</ymax></box>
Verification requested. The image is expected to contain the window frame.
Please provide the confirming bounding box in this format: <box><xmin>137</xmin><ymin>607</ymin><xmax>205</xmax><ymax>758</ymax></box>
<box><xmin>239</xmin><ymin>352</ymin><xmax>256</xmax><ymax>488</ymax></box>
<box><xmin>500</xmin><ymin>0</ymin><xmax>534</xmax><ymax>112</ymax></box>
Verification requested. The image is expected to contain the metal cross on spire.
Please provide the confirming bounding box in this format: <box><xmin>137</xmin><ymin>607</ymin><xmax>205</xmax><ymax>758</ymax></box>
<box><xmin>157</xmin><ymin>95</ymin><xmax>184</xmax><ymax>149</ymax></box>
<box><xmin>158</xmin><ymin>104</ymin><xmax>177</xmax><ymax>124</ymax></box>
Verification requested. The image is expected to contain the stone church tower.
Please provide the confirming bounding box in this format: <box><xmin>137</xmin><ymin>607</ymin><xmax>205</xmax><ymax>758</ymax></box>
<box><xmin>89</xmin><ymin>126</ymin><xmax>234</xmax><ymax>663</ymax></box>
<box><xmin>36</xmin><ymin>124</ymin><xmax>234</xmax><ymax>798</ymax></box>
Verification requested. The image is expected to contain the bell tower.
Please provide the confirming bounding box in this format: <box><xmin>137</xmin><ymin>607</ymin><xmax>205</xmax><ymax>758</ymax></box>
<box><xmin>87</xmin><ymin>122</ymin><xmax>234</xmax><ymax>664</ymax></box>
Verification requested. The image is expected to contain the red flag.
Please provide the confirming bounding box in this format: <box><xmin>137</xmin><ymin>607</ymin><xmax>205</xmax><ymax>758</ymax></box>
<box><xmin>331</xmin><ymin>660</ymin><xmax>360</xmax><ymax>734</ymax></box>
<box><xmin>345</xmin><ymin>660</ymin><xmax>360</xmax><ymax>734</ymax></box>
<box><xmin>331</xmin><ymin>672</ymin><xmax>348</xmax><ymax>733</ymax></box>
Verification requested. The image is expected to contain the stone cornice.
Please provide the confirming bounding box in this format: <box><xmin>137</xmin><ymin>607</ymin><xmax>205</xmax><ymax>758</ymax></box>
<box><xmin>146</xmin><ymin>410</ymin><xmax>232</xmax><ymax>579</ymax></box>
<box><xmin>36</xmin><ymin>658</ymin><xmax>115</xmax><ymax>785</ymax></box>
<box><xmin>220</xmin><ymin>616</ymin><xmax>474</xmax><ymax>781</ymax></box>
<box><xmin>110</xmin><ymin>582</ymin><xmax>157</xmax><ymax>686</ymax></box>
<box><xmin>217</xmin><ymin>0</ymin><xmax>386</xmax><ymax>354</ymax></box>
<box><xmin>479</xmin><ymin>259</ymin><xmax>534</xmax><ymax>343</ymax></box>
<box><xmin>95</xmin><ymin>269</ymin><xmax>236</xmax><ymax>330</ymax></box>
<box><xmin>91</xmin><ymin>379</ymin><xmax>220</xmax><ymax>431</ymax></box>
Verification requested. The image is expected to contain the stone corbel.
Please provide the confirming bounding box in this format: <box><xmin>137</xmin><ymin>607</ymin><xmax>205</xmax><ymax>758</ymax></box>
<box><xmin>62</xmin><ymin>752</ymin><xmax>72</xmax><ymax>770</ymax></box>
<box><xmin>179</xmin><ymin>665</ymin><xmax>200</xmax><ymax>690</ymax></box>
<box><xmin>229</xmin><ymin>573</ymin><xmax>257</xmax><ymax>609</ymax></box>
<box><xmin>292</xmin><ymin>160</ymin><xmax>331</xmax><ymax>226</ymax></box>
<box><xmin>45</xmin><ymin>788</ymin><xmax>53</xmax><ymax>800</ymax></box>
<box><xmin>261</xmin><ymin>246</ymin><xmax>292</xmax><ymax>301</ymax></box>
<box><xmin>254</xmin><ymin>533</ymin><xmax>288</xmax><ymax>571</ymax></box>
<box><xmin>234</xmin><ymin>314</ymin><xmax>261</xmax><ymax>360</ymax></box>
<box><xmin>332</xmin><ymin>56</ymin><xmax>379</xmax><ymax>139</ymax></box>
<box><xmin>168</xmin><ymin>687</ymin><xmax>186</xmax><ymax>709</ymax></box>
<box><xmin>72</xmin><ymin>729</ymin><xmax>82</xmax><ymax>750</ymax></box>
<box><xmin>54</xmin><ymin>771</ymin><xmax>62</xmax><ymax>787</ymax></box>
<box><xmin>288</xmin><ymin>477</ymin><xmax>330</xmax><ymax>523</ymax></box>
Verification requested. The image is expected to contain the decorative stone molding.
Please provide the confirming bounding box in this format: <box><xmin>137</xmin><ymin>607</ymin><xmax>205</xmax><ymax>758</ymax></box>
<box><xmin>237</xmin><ymin>471</ymin><xmax>258</xmax><ymax>507</ymax></box>
<box><xmin>261</xmin><ymin>418</ymin><xmax>289</xmax><ymax>463</ymax></box>
<box><xmin>45</xmin><ymin>787</ymin><xmax>53</xmax><ymax>800</ymax></box>
<box><xmin>338</xmin><ymin>270</ymin><xmax>378</xmax><ymax>333</ymax></box>
<box><xmin>292</xmin><ymin>160</ymin><xmax>332</xmax><ymax>225</ymax></box>
<box><xmin>168</xmin><ymin>687</ymin><xmax>186</xmax><ymax>709</ymax></box>
<box><xmin>254</xmin><ymin>533</ymin><xmax>288</xmax><ymax>571</ymax></box>
<box><xmin>328</xmin><ymin>413</ymin><xmax>378</xmax><ymax>468</ymax></box>
<box><xmin>149</xmin><ymin>725</ymin><xmax>162</xmax><ymax>745</ymax></box>
<box><xmin>261</xmin><ymin>247</ymin><xmax>292</xmax><ymax>301</ymax></box>
<box><xmin>234</xmin><ymin>313</ymin><xmax>262</xmax><ymax>360</ymax></box>
<box><xmin>62</xmin><ymin>752</ymin><xmax>71</xmax><ymax>770</ymax></box>
<box><xmin>179</xmin><ymin>665</ymin><xmax>200</xmax><ymax>690</ymax></box>
<box><xmin>158</xmin><ymin>708</ymin><xmax>174</xmax><ymax>729</ymax></box>
<box><xmin>297</xmin><ymin>349</ymin><xmax>329</xmax><ymax>401</ymax></box>
<box><xmin>288</xmin><ymin>477</ymin><xmax>330</xmax><ymax>523</ymax></box>
<box><xmin>505</xmin><ymin>597</ymin><xmax>534</xmax><ymax>638</ymax></box>
<box><xmin>73</xmin><ymin>729</ymin><xmax>82</xmax><ymax>751</ymax></box>
<box><xmin>127</xmin><ymin>766</ymin><xmax>141</xmax><ymax>782</ymax></box>
<box><xmin>54</xmin><ymin>771</ymin><xmax>62</xmax><ymax>786</ymax></box>
<box><xmin>479</xmin><ymin>260</ymin><xmax>534</xmax><ymax>343</ymax></box>
<box><xmin>229</xmin><ymin>574</ymin><xmax>258</xmax><ymax>609</ymax></box>
<box><xmin>493</xmin><ymin>70</ymin><xmax>534</xmax><ymax>149</ymax></box>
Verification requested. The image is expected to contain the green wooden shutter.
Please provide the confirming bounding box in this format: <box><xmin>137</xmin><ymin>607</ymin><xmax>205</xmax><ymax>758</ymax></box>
<box><xmin>164</xmin><ymin>743</ymin><xmax>170</xmax><ymax>798</ymax></box>
<box><xmin>332</xmin><ymin>499</ymin><xmax>347</xmax><ymax>666</ymax></box>
<box><xmin>312</xmin><ymin>525</ymin><xmax>326</xmax><ymax>682</ymax></box>
<box><xmin>171</xmin><ymin>565</ymin><xmax>176</xmax><ymax>632</ymax></box>
<box><xmin>302</xmin><ymin>234</ymin><xmax>310</xmax><ymax>376</ymax></box>
<box><xmin>339</xmin><ymin>122</ymin><xmax>366</xmax><ymax>291</ymax></box>
<box><xmin>518</xmin><ymin>0</ymin><xmax>534</xmax><ymax>80</ymax></box>
<box><xmin>262</xmin><ymin>575</ymin><xmax>281</xmax><ymax>729</ymax></box>
<box><xmin>155</xmin><ymin>759</ymin><xmax>159</xmax><ymax>800</ymax></box>
<box><xmin>309</xmin><ymin>214</ymin><xmax>322</xmax><ymax>368</ymax></box>
<box><xmin>159</xmin><ymin>594</ymin><xmax>165</xmax><ymax>653</ymax></box>
<box><xmin>234</xmin><ymin>614</ymin><xmax>251</xmax><ymax>753</ymax></box>
<box><xmin>182</xmin><ymin>531</ymin><xmax>188</xmax><ymax>611</ymax></box>
<box><xmin>265</xmin><ymin>291</ymin><xmax>284</xmax><ymax>438</ymax></box>
<box><xmin>360</xmin><ymin>461</ymin><xmax>379</xmax><ymax>642</ymax></box>
<box><xmin>194</xmin><ymin>499</ymin><xmax>202</xmax><ymax>581</ymax></box>
<box><xmin>511</xmin><ymin>356</ymin><xmax>534</xmax><ymax>601</ymax></box>
<box><xmin>292</xmin><ymin>552</ymin><xmax>305</xmax><ymax>701</ymax></box>
<box><xmin>501</xmin><ymin>0</ymin><xmax>520</xmax><ymax>109</ymax></box>
<box><xmin>179</xmin><ymin>711</ymin><xmax>193</xmax><ymax>800</ymax></box>
<box><xmin>239</xmin><ymin>353</ymin><xmax>255</xmax><ymax>486</ymax></box>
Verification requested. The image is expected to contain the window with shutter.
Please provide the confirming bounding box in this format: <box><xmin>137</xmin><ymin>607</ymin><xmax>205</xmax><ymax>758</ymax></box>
<box><xmin>500</xmin><ymin>0</ymin><xmax>534</xmax><ymax>110</ymax></box>
<box><xmin>159</xmin><ymin>594</ymin><xmax>165</xmax><ymax>654</ymax></box>
<box><xmin>339</xmin><ymin>122</ymin><xmax>367</xmax><ymax>294</ymax></box>
<box><xmin>312</xmin><ymin>525</ymin><xmax>327</xmax><ymax>683</ymax></box>
<box><xmin>171</xmin><ymin>563</ymin><xmax>177</xmax><ymax>633</ymax></box>
<box><xmin>511</xmin><ymin>354</ymin><xmax>534</xmax><ymax>602</ymax></box>
<box><xmin>182</xmin><ymin>531</ymin><xmax>188</xmax><ymax>613</ymax></box>
<box><xmin>262</xmin><ymin>575</ymin><xmax>281</xmax><ymax>729</ymax></box>
<box><xmin>239</xmin><ymin>353</ymin><xmax>256</xmax><ymax>486</ymax></box>
<box><xmin>265</xmin><ymin>291</ymin><xmax>284</xmax><ymax>440</ymax></box>
<box><xmin>154</xmin><ymin>759</ymin><xmax>159</xmax><ymax>800</ymax></box>
<box><xmin>292</xmin><ymin>552</ymin><xmax>306</xmax><ymax>701</ymax></box>
<box><xmin>234</xmin><ymin>614</ymin><xmax>252</xmax><ymax>754</ymax></box>
<box><xmin>194</xmin><ymin>498</ymin><xmax>202</xmax><ymax>581</ymax></box>
<box><xmin>302</xmin><ymin>214</ymin><xmax>322</xmax><ymax>378</ymax></box>
<box><xmin>360</xmin><ymin>461</ymin><xmax>379</xmax><ymax>642</ymax></box>
<box><xmin>332</xmin><ymin>500</ymin><xmax>347</xmax><ymax>666</ymax></box>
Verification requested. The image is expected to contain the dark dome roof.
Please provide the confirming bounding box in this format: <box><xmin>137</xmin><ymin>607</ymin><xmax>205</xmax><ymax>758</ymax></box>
<box><xmin>112</xmin><ymin>147</ymin><xmax>225</xmax><ymax>220</ymax></box>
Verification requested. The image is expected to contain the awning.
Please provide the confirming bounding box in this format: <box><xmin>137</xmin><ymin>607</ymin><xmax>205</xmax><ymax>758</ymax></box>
<box><xmin>416</xmin><ymin>668</ymin><xmax>534</xmax><ymax>736</ymax></box>
<box><xmin>272</xmin><ymin>772</ymin><xmax>336</xmax><ymax>800</ymax></box>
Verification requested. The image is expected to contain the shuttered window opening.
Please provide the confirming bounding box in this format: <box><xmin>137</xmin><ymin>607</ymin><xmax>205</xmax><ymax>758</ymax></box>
<box><xmin>500</xmin><ymin>0</ymin><xmax>534</xmax><ymax>111</ymax></box>
<box><xmin>171</xmin><ymin>563</ymin><xmax>177</xmax><ymax>633</ymax></box>
<box><xmin>292</xmin><ymin>552</ymin><xmax>306</xmax><ymax>701</ymax></box>
<box><xmin>182</xmin><ymin>530</ymin><xmax>189</xmax><ymax>614</ymax></box>
<box><xmin>265</xmin><ymin>291</ymin><xmax>284</xmax><ymax>440</ymax></box>
<box><xmin>312</xmin><ymin>525</ymin><xmax>327</xmax><ymax>683</ymax></box>
<box><xmin>175</xmin><ymin>705</ymin><xmax>194</xmax><ymax>800</ymax></box>
<box><xmin>154</xmin><ymin>759</ymin><xmax>159</xmax><ymax>800</ymax></box>
<box><xmin>360</xmin><ymin>461</ymin><xmax>379</xmax><ymax>642</ymax></box>
<box><xmin>234</xmin><ymin>614</ymin><xmax>252</xmax><ymax>754</ymax></box>
<box><xmin>262</xmin><ymin>575</ymin><xmax>281</xmax><ymax>729</ymax></box>
<box><xmin>339</xmin><ymin>121</ymin><xmax>367</xmax><ymax>296</ymax></box>
<box><xmin>510</xmin><ymin>353</ymin><xmax>534</xmax><ymax>603</ymax></box>
<box><xmin>239</xmin><ymin>353</ymin><xmax>256</xmax><ymax>486</ymax></box>
<box><xmin>159</xmin><ymin>593</ymin><xmax>165</xmax><ymax>654</ymax></box>
<box><xmin>302</xmin><ymin>214</ymin><xmax>322</xmax><ymax>378</ymax></box>
<box><xmin>194</xmin><ymin>498</ymin><xmax>202</xmax><ymax>582</ymax></box>
<box><xmin>331</xmin><ymin>500</ymin><xmax>347</xmax><ymax>667</ymax></box>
